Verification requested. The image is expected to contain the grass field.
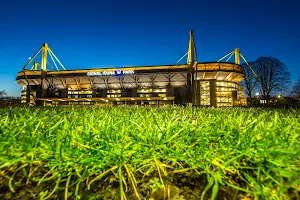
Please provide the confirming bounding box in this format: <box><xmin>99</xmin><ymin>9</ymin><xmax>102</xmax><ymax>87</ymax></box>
<box><xmin>0</xmin><ymin>106</ymin><xmax>299</xmax><ymax>200</ymax></box>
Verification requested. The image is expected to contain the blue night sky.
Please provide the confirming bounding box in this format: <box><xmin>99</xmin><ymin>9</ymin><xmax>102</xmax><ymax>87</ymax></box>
<box><xmin>0</xmin><ymin>0</ymin><xmax>299</xmax><ymax>96</ymax></box>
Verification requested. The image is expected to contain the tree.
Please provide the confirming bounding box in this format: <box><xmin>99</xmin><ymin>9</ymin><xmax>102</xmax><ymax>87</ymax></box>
<box><xmin>241</xmin><ymin>61</ymin><xmax>258</xmax><ymax>101</ymax></box>
<box><xmin>291</xmin><ymin>76</ymin><xmax>300</xmax><ymax>97</ymax></box>
<box><xmin>255</xmin><ymin>57</ymin><xmax>291</xmax><ymax>104</ymax></box>
<box><xmin>0</xmin><ymin>90</ymin><xmax>7</xmax><ymax>99</ymax></box>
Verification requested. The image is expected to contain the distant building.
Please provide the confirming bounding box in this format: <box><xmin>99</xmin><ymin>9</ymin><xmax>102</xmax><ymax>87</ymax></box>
<box><xmin>16</xmin><ymin>31</ymin><xmax>247</xmax><ymax>107</ymax></box>
<box><xmin>256</xmin><ymin>96</ymin><xmax>300</xmax><ymax>107</ymax></box>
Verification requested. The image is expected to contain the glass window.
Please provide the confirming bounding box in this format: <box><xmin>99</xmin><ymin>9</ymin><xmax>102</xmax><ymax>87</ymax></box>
<box><xmin>200</xmin><ymin>81</ymin><xmax>210</xmax><ymax>106</ymax></box>
<box><xmin>137</xmin><ymin>88</ymin><xmax>153</xmax><ymax>93</ymax></box>
<box><xmin>215</xmin><ymin>81</ymin><xmax>237</xmax><ymax>107</ymax></box>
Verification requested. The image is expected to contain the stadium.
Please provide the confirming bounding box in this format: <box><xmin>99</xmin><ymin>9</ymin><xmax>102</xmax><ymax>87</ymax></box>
<box><xmin>16</xmin><ymin>31</ymin><xmax>250</xmax><ymax>107</ymax></box>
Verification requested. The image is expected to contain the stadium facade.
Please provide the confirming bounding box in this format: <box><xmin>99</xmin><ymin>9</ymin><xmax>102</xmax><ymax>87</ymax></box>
<box><xmin>16</xmin><ymin>31</ymin><xmax>247</xmax><ymax>107</ymax></box>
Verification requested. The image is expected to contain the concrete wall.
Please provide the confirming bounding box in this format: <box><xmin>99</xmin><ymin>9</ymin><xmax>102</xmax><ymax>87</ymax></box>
<box><xmin>121</xmin><ymin>88</ymin><xmax>137</xmax><ymax>97</ymax></box>
<box><xmin>94</xmin><ymin>89</ymin><xmax>107</xmax><ymax>97</ymax></box>
<box><xmin>59</xmin><ymin>89</ymin><xmax>68</xmax><ymax>98</ymax></box>
<box><xmin>166</xmin><ymin>85</ymin><xmax>174</xmax><ymax>97</ymax></box>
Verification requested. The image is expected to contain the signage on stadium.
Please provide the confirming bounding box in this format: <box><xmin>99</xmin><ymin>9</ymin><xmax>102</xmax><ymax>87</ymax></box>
<box><xmin>87</xmin><ymin>69</ymin><xmax>135</xmax><ymax>76</ymax></box>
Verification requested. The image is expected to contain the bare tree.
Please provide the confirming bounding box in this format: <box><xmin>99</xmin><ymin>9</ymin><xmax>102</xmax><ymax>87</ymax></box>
<box><xmin>241</xmin><ymin>61</ymin><xmax>257</xmax><ymax>101</ymax></box>
<box><xmin>255</xmin><ymin>57</ymin><xmax>291</xmax><ymax>104</ymax></box>
<box><xmin>291</xmin><ymin>76</ymin><xmax>300</xmax><ymax>97</ymax></box>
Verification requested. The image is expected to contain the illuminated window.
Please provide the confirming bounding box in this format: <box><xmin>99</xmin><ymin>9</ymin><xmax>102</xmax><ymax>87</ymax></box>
<box><xmin>200</xmin><ymin>81</ymin><xmax>210</xmax><ymax>106</ymax></box>
<box><xmin>158</xmin><ymin>94</ymin><xmax>166</xmax><ymax>97</ymax></box>
<box><xmin>108</xmin><ymin>90</ymin><xmax>121</xmax><ymax>93</ymax></box>
<box><xmin>80</xmin><ymin>90</ymin><xmax>93</xmax><ymax>94</ymax></box>
<box><xmin>216</xmin><ymin>81</ymin><xmax>237</xmax><ymax>107</ymax></box>
<box><xmin>137</xmin><ymin>88</ymin><xmax>153</xmax><ymax>93</ymax></box>
<box><xmin>260</xmin><ymin>100</ymin><xmax>267</xmax><ymax>104</ymax></box>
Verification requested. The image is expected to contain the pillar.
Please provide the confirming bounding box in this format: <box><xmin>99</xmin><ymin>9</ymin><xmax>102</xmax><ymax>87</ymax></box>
<box><xmin>209</xmin><ymin>80</ymin><xmax>216</xmax><ymax>107</ymax></box>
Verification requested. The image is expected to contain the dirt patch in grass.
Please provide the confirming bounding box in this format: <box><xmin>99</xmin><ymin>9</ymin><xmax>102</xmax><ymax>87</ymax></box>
<box><xmin>0</xmin><ymin>169</ymin><xmax>242</xmax><ymax>200</ymax></box>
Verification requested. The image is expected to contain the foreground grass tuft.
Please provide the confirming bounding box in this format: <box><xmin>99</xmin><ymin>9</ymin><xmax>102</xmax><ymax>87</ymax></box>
<box><xmin>0</xmin><ymin>106</ymin><xmax>299</xmax><ymax>199</ymax></box>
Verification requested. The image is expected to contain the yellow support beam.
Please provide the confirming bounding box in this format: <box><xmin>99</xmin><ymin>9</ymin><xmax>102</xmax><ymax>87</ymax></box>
<box><xmin>187</xmin><ymin>30</ymin><xmax>195</xmax><ymax>69</ymax></box>
<box><xmin>234</xmin><ymin>48</ymin><xmax>240</xmax><ymax>65</ymax></box>
<box><xmin>41</xmin><ymin>43</ymin><xmax>48</xmax><ymax>71</ymax></box>
<box><xmin>48</xmin><ymin>48</ymin><xmax>67</xmax><ymax>70</ymax></box>
<box><xmin>33</xmin><ymin>62</ymin><xmax>39</xmax><ymax>70</ymax></box>
<box><xmin>218</xmin><ymin>48</ymin><xmax>241</xmax><ymax>65</ymax></box>
<box><xmin>22</xmin><ymin>46</ymin><xmax>43</xmax><ymax>70</ymax></box>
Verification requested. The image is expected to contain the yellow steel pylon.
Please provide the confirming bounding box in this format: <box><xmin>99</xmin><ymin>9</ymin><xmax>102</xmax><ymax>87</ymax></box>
<box><xmin>22</xmin><ymin>43</ymin><xmax>66</xmax><ymax>71</ymax></box>
<box><xmin>217</xmin><ymin>48</ymin><xmax>257</xmax><ymax>77</ymax></box>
